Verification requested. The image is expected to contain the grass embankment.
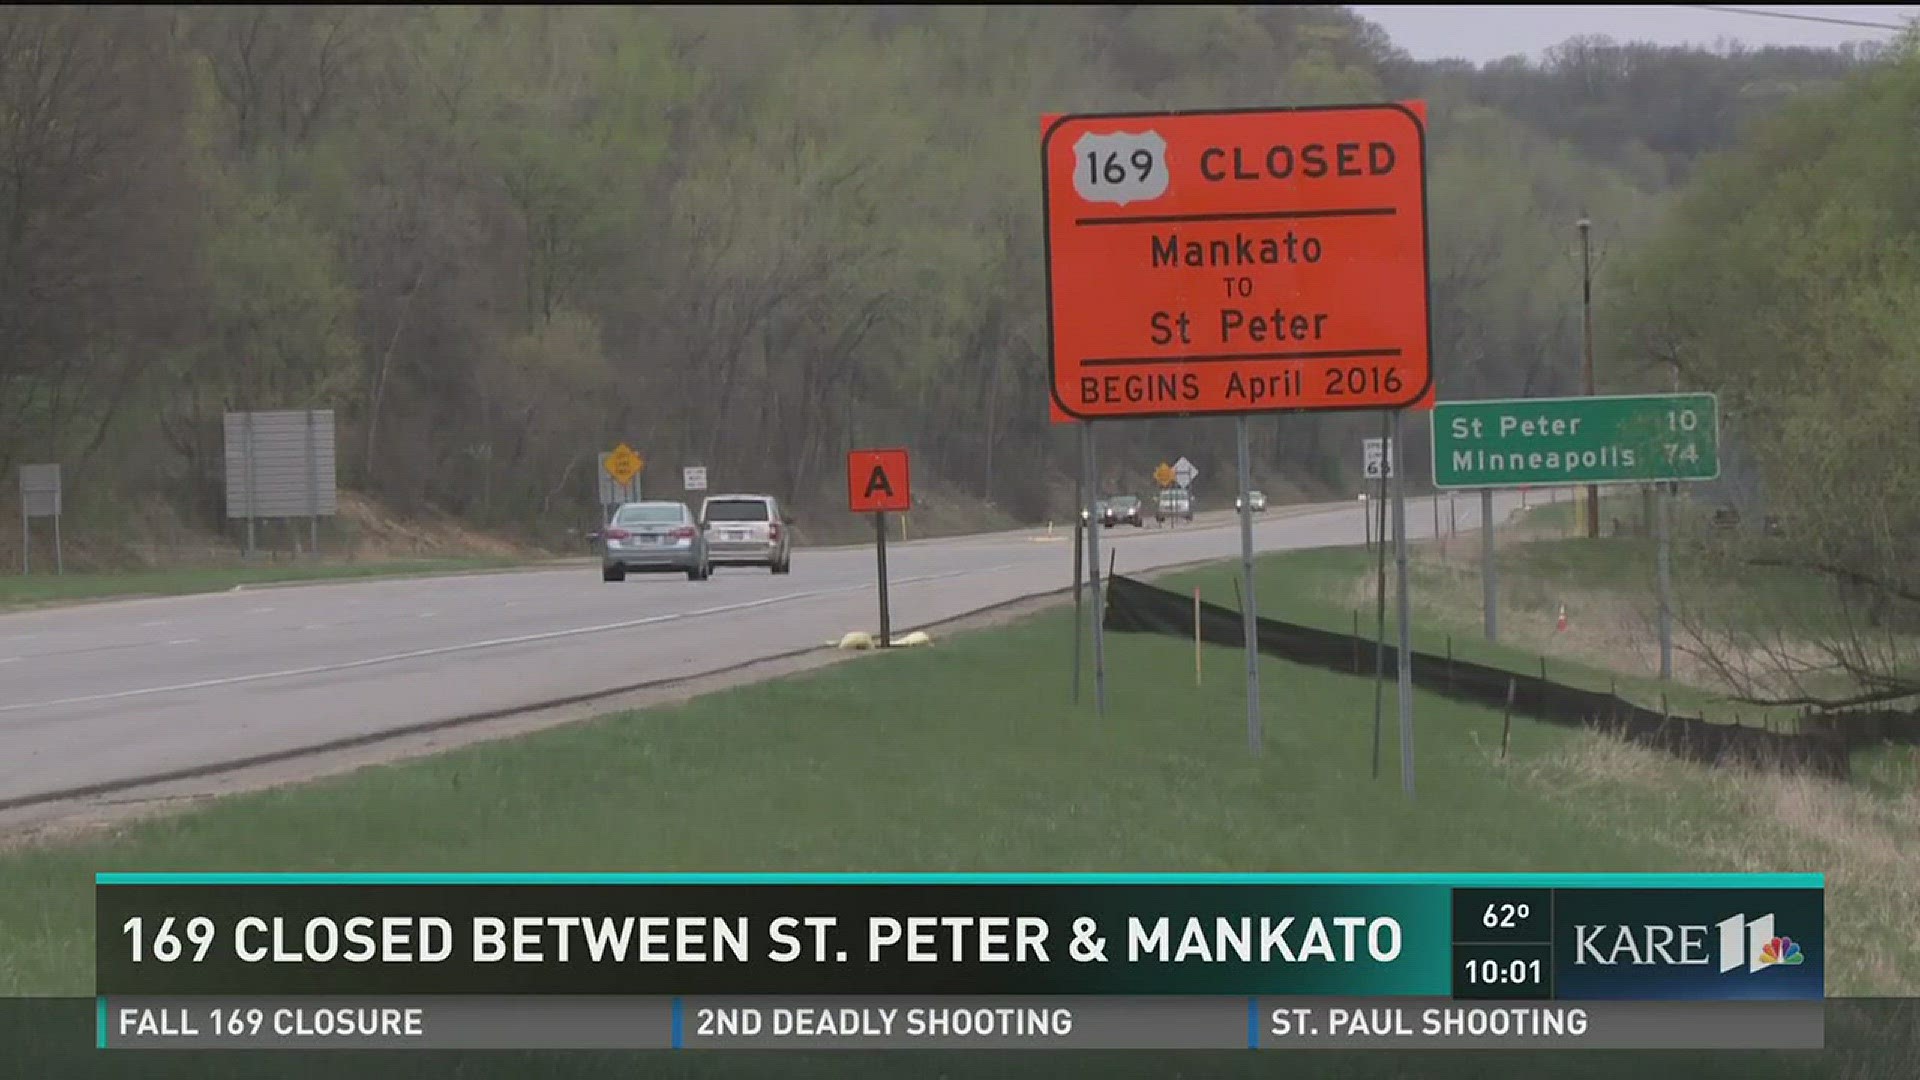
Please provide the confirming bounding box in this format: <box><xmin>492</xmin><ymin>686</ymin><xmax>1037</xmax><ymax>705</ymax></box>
<box><xmin>0</xmin><ymin>557</ymin><xmax>550</xmax><ymax>612</ymax></box>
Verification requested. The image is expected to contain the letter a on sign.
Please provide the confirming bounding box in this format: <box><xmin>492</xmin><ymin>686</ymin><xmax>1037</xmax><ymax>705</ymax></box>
<box><xmin>847</xmin><ymin>448</ymin><xmax>911</xmax><ymax>513</ymax></box>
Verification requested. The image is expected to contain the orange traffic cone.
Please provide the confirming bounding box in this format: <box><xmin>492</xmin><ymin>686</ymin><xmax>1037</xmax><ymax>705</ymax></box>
<box><xmin>1556</xmin><ymin>603</ymin><xmax>1568</xmax><ymax>633</ymax></box>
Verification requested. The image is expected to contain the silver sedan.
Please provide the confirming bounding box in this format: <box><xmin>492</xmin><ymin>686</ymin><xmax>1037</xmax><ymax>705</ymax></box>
<box><xmin>599</xmin><ymin>501</ymin><xmax>710</xmax><ymax>582</ymax></box>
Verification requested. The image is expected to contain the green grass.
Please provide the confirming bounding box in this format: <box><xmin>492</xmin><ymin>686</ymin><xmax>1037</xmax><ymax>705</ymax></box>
<box><xmin>0</xmin><ymin>557</ymin><xmax>547</xmax><ymax>611</ymax></box>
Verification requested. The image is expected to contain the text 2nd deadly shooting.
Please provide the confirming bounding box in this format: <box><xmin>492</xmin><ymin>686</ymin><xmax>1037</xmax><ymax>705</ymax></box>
<box><xmin>119</xmin><ymin>913</ymin><xmax>1404</xmax><ymax>966</ymax></box>
<box><xmin>1074</xmin><ymin>138</ymin><xmax>1409</xmax><ymax>409</ymax></box>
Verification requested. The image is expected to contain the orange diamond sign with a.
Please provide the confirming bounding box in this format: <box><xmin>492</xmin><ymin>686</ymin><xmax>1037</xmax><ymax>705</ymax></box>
<box><xmin>1042</xmin><ymin>104</ymin><xmax>1432</xmax><ymax>420</ymax></box>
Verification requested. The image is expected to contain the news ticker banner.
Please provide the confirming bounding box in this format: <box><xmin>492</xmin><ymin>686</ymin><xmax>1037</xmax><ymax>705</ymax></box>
<box><xmin>95</xmin><ymin>872</ymin><xmax>1824</xmax><ymax>1051</ymax></box>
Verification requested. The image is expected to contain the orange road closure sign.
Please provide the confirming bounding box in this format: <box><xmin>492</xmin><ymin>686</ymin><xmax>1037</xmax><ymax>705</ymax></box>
<box><xmin>1042</xmin><ymin>104</ymin><xmax>1431</xmax><ymax>420</ymax></box>
<box><xmin>847</xmin><ymin>447</ymin><xmax>911</xmax><ymax>513</ymax></box>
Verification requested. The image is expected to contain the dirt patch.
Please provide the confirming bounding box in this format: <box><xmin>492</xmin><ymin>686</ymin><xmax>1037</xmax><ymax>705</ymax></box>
<box><xmin>330</xmin><ymin>491</ymin><xmax>536</xmax><ymax>560</ymax></box>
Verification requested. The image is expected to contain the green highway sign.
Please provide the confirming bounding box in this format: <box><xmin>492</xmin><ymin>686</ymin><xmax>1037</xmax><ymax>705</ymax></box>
<box><xmin>1431</xmin><ymin>393</ymin><xmax>1719</xmax><ymax>490</ymax></box>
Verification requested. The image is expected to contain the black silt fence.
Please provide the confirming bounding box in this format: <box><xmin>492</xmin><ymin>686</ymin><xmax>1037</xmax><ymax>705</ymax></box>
<box><xmin>1797</xmin><ymin>708</ymin><xmax>1920</xmax><ymax>748</ymax></box>
<box><xmin>1102</xmin><ymin>574</ymin><xmax>1854</xmax><ymax>780</ymax></box>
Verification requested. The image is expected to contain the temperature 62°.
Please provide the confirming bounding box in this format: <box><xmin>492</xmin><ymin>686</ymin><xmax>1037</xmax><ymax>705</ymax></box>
<box><xmin>1483</xmin><ymin>902</ymin><xmax>1532</xmax><ymax>929</ymax></box>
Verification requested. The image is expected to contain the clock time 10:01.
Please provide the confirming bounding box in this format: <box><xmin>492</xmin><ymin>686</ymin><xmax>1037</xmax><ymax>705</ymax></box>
<box><xmin>1462</xmin><ymin>957</ymin><xmax>1543</xmax><ymax>987</ymax></box>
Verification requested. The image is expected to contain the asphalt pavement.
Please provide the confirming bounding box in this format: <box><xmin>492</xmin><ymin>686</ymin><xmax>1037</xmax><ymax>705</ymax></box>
<box><xmin>0</xmin><ymin>492</ymin><xmax>1526</xmax><ymax>812</ymax></box>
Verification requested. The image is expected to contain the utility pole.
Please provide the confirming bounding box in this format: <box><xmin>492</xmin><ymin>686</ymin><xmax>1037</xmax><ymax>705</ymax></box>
<box><xmin>1579</xmin><ymin>215</ymin><xmax>1599</xmax><ymax>539</ymax></box>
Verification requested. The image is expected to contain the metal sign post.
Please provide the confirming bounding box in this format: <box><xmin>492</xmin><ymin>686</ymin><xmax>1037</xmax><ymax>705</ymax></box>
<box><xmin>874</xmin><ymin>512</ymin><xmax>892</xmax><ymax>649</ymax></box>
<box><xmin>1481</xmin><ymin>488</ymin><xmax>1498</xmax><ymax>643</ymax></box>
<box><xmin>306</xmin><ymin>409</ymin><xmax>320</xmax><ymax>556</ymax></box>
<box><xmin>1657</xmin><ymin>481</ymin><xmax>1674</xmax><ymax>679</ymax></box>
<box><xmin>1072</xmin><ymin>460</ymin><xmax>1085</xmax><ymax>705</ymax></box>
<box><xmin>244</xmin><ymin>413</ymin><xmax>258</xmax><ymax>557</ymax></box>
<box><xmin>1236</xmin><ymin>416</ymin><xmax>1261</xmax><ymax>754</ymax></box>
<box><xmin>1392</xmin><ymin>410</ymin><xmax>1415</xmax><ymax>797</ymax></box>
<box><xmin>1370</xmin><ymin>417</ymin><xmax>1390</xmax><ymax>780</ymax></box>
<box><xmin>1084</xmin><ymin>423</ymin><xmax>1107</xmax><ymax>717</ymax></box>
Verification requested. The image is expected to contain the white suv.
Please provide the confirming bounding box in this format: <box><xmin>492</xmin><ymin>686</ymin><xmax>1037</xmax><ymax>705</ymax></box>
<box><xmin>699</xmin><ymin>494</ymin><xmax>793</xmax><ymax>574</ymax></box>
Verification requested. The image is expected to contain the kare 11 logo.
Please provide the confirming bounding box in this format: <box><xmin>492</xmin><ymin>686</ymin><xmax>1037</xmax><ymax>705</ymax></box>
<box><xmin>1556</xmin><ymin>891</ymin><xmax>1822</xmax><ymax>1001</ymax></box>
<box><xmin>1574</xmin><ymin>913</ymin><xmax>1805</xmax><ymax>973</ymax></box>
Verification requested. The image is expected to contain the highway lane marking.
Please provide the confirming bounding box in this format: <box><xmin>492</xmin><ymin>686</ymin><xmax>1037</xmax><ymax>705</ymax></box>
<box><xmin>167</xmin><ymin>639</ymin><xmax>200</xmax><ymax>646</ymax></box>
<box><xmin>0</xmin><ymin>565</ymin><xmax>1009</xmax><ymax>714</ymax></box>
<box><xmin>0</xmin><ymin>657</ymin><xmax>17</xmax><ymax>665</ymax></box>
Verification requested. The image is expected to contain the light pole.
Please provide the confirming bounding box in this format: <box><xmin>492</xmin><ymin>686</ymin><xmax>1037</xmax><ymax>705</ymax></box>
<box><xmin>1578</xmin><ymin>216</ymin><xmax>1599</xmax><ymax>539</ymax></box>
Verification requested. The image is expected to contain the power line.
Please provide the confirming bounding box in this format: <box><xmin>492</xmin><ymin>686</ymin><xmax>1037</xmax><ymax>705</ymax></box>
<box><xmin>1684</xmin><ymin>5</ymin><xmax>1915</xmax><ymax>32</ymax></box>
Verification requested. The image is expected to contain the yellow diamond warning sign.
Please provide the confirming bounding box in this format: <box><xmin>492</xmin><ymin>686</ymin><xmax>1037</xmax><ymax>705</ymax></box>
<box><xmin>603</xmin><ymin>443</ymin><xmax>643</xmax><ymax>486</ymax></box>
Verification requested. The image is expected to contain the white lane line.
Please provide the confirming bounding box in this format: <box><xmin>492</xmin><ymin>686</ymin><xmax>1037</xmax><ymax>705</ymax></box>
<box><xmin>418</xmin><ymin>612</ymin><xmax>437</xmax><ymax>619</ymax></box>
<box><xmin>0</xmin><ymin>565</ymin><xmax>1005</xmax><ymax>713</ymax></box>
<box><xmin>139</xmin><ymin>620</ymin><xmax>170</xmax><ymax>628</ymax></box>
<box><xmin>167</xmin><ymin>638</ymin><xmax>200</xmax><ymax>646</ymax></box>
<box><xmin>0</xmin><ymin>657</ymin><xmax>18</xmax><ymax>665</ymax></box>
<box><xmin>247</xmin><ymin>607</ymin><xmax>276</xmax><ymax>615</ymax></box>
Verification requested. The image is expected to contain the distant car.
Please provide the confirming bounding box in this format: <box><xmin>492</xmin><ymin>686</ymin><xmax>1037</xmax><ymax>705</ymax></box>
<box><xmin>1156</xmin><ymin>488</ymin><xmax>1193</xmax><ymax>524</ymax></box>
<box><xmin>700</xmin><ymin>493</ymin><xmax>792</xmax><ymax>574</ymax></box>
<box><xmin>1082</xmin><ymin>499</ymin><xmax>1108</xmax><ymax>526</ymax></box>
<box><xmin>1236</xmin><ymin>490</ymin><xmax>1268</xmax><ymax>513</ymax></box>
<box><xmin>1104</xmin><ymin>495</ymin><xmax>1145</xmax><ymax>528</ymax></box>
<box><xmin>600</xmin><ymin>501</ymin><xmax>709</xmax><ymax>582</ymax></box>
<box><xmin>1710</xmin><ymin>506</ymin><xmax>1741</xmax><ymax>534</ymax></box>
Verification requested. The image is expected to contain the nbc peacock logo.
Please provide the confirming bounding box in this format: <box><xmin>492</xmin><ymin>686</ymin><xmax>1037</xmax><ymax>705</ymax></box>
<box><xmin>1758</xmin><ymin>936</ymin><xmax>1805</xmax><ymax>968</ymax></box>
<box><xmin>1717</xmin><ymin>914</ymin><xmax>1809</xmax><ymax>974</ymax></box>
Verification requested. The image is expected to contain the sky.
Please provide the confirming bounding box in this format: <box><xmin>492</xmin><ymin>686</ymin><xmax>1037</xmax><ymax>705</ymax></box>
<box><xmin>1345</xmin><ymin>5</ymin><xmax>1920</xmax><ymax>63</ymax></box>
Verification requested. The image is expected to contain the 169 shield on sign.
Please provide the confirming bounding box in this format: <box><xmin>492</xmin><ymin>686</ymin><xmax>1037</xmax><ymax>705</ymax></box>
<box><xmin>1043</xmin><ymin>104</ymin><xmax>1433</xmax><ymax>420</ymax></box>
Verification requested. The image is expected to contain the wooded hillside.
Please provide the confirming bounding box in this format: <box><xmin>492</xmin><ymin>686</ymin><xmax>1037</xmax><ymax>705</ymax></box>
<box><xmin>0</xmin><ymin>6</ymin><xmax>1886</xmax><ymax>558</ymax></box>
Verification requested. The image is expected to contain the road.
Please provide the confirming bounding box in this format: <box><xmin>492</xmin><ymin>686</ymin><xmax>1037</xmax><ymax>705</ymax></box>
<box><xmin>0</xmin><ymin>491</ymin><xmax>1531</xmax><ymax>815</ymax></box>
